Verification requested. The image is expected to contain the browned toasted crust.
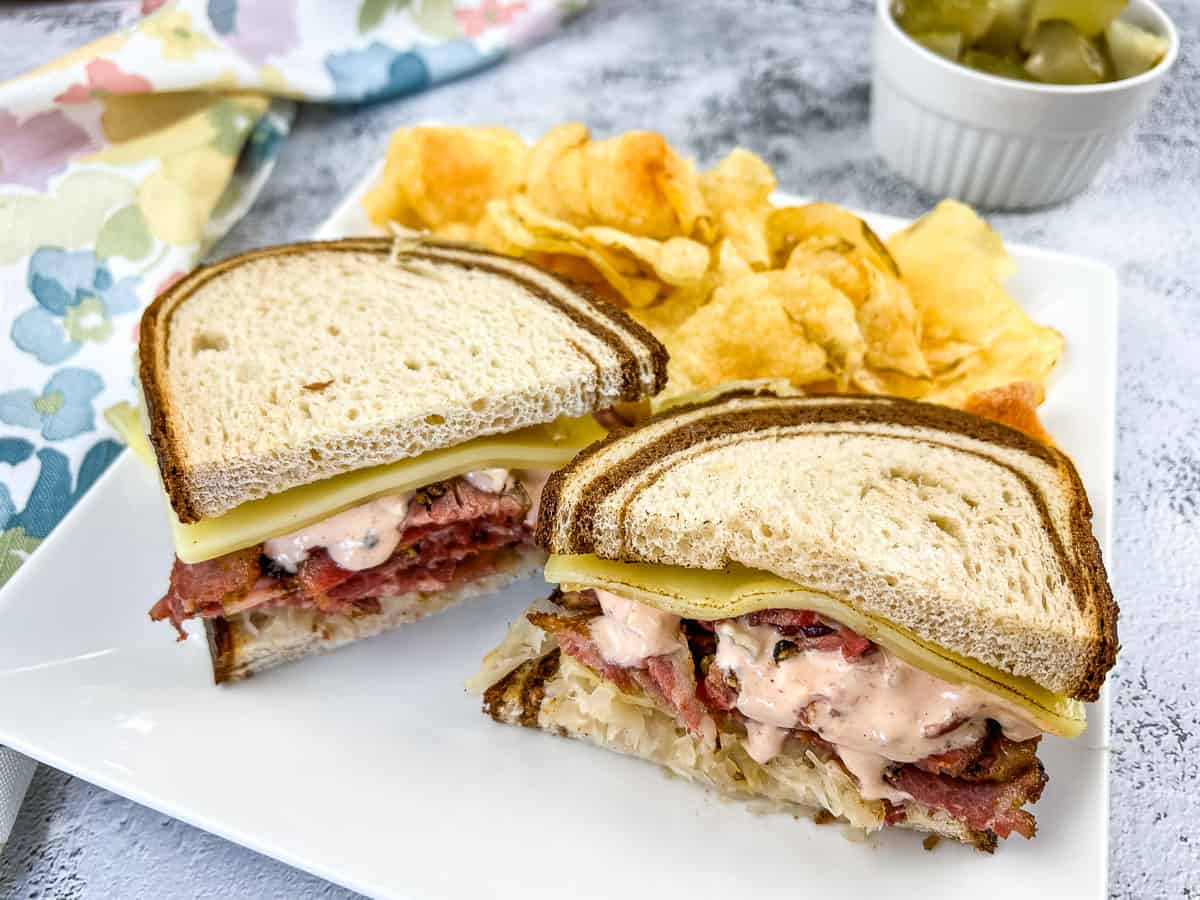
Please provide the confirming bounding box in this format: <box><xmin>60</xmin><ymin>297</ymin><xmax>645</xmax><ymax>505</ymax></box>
<box><xmin>526</xmin><ymin>610</ymin><xmax>592</xmax><ymax>637</ymax></box>
<box><xmin>483</xmin><ymin>647</ymin><xmax>562</xmax><ymax>728</ymax></box>
<box><xmin>204</xmin><ymin>617</ymin><xmax>237</xmax><ymax>685</ymax></box>
<box><xmin>138</xmin><ymin>237</ymin><xmax>668</xmax><ymax>524</ymax></box>
<box><xmin>534</xmin><ymin>391</ymin><xmax>1117</xmax><ymax>702</ymax></box>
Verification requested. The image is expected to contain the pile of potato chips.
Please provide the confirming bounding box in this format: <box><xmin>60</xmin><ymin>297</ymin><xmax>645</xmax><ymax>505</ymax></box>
<box><xmin>363</xmin><ymin>124</ymin><xmax>1063</xmax><ymax>409</ymax></box>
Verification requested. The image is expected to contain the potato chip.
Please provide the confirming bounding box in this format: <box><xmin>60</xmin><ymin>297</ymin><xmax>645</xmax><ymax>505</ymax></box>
<box><xmin>508</xmin><ymin>194</ymin><xmax>641</xmax><ymax>273</ymax></box>
<box><xmin>362</xmin><ymin>126</ymin><xmax>527</xmax><ymax>230</ymax></box>
<box><xmin>856</xmin><ymin>264</ymin><xmax>930</xmax><ymax>378</ymax></box>
<box><xmin>365</xmin><ymin>124</ymin><xmax>1062</xmax><ymax>417</ymax></box>
<box><xmin>524</xmin><ymin>124</ymin><xmax>708</xmax><ymax>239</ymax></box>
<box><xmin>499</xmin><ymin>194</ymin><xmax>707</xmax><ymax>299</ymax></box>
<box><xmin>525</xmin><ymin>122</ymin><xmax>590</xmax><ymax>222</ymax></box>
<box><xmin>768</xmin><ymin>203</ymin><xmax>900</xmax><ymax>276</ymax></box>
<box><xmin>486</xmin><ymin>198</ymin><xmax>661</xmax><ymax>307</ymax></box>
<box><xmin>433</xmin><ymin>222</ymin><xmax>475</xmax><ymax>244</ymax></box>
<box><xmin>668</xmin><ymin>270</ymin><xmax>864</xmax><ymax>392</ymax></box>
<box><xmin>923</xmin><ymin>315</ymin><xmax>1064</xmax><ymax>407</ymax></box>
<box><xmin>782</xmin><ymin>237</ymin><xmax>926</xmax><ymax>380</ymax></box>
<box><xmin>850</xmin><ymin>368</ymin><xmax>932</xmax><ymax>400</ymax></box>
<box><xmin>583</xmin><ymin>227</ymin><xmax>709</xmax><ymax>286</ymax></box>
<box><xmin>777</xmin><ymin>271</ymin><xmax>866</xmax><ymax>384</ymax></box>
<box><xmin>531</xmin><ymin>253</ymin><xmax>613</xmax><ymax>290</ymax></box>
<box><xmin>886</xmin><ymin>199</ymin><xmax>1061</xmax><ymax>399</ymax></box>
<box><xmin>630</xmin><ymin>283</ymin><xmax>710</xmax><ymax>342</ymax></box>
<box><xmin>715</xmin><ymin>238</ymin><xmax>753</xmax><ymax>280</ymax></box>
<box><xmin>893</xmin><ymin>199</ymin><xmax>1015</xmax><ymax>280</ymax></box>
<box><xmin>700</xmin><ymin>148</ymin><xmax>775</xmax><ymax>268</ymax></box>
<box><xmin>784</xmin><ymin>236</ymin><xmax>868</xmax><ymax>301</ymax></box>
<box><xmin>509</xmin><ymin>191</ymin><xmax>586</xmax><ymax>240</ymax></box>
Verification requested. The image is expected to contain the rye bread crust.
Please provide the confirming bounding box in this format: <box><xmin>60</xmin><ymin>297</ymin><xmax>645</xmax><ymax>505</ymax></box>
<box><xmin>138</xmin><ymin>237</ymin><xmax>668</xmax><ymax>524</ymax></box>
<box><xmin>534</xmin><ymin>391</ymin><xmax>1117</xmax><ymax>702</ymax></box>
<box><xmin>205</xmin><ymin>616</ymin><xmax>236</xmax><ymax>684</ymax></box>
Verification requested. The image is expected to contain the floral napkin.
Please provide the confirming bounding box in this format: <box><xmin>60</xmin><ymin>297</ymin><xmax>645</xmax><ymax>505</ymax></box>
<box><xmin>0</xmin><ymin>0</ymin><xmax>581</xmax><ymax>847</ymax></box>
<box><xmin>0</xmin><ymin>0</ymin><xmax>581</xmax><ymax>589</ymax></box>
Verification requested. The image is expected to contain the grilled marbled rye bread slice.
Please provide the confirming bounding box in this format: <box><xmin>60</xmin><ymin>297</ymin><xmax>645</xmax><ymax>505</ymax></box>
<box><xmin>138</xmin><ymin>238</ymin><xmax>668</xmax><ymax>523</ymax></box>
<box><xmin>535</xmin><ymin>391</ymin><xmax>1117</xmax><ymax>701</ymax></box>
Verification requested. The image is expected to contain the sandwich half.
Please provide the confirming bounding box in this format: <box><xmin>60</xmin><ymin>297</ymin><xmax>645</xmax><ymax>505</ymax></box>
<box><xmin>471</xmin><ymin>388</ymin><xmax>1117</xmax><ymax>850</ymax></box>
<box><xmin>120</xmin><ymin>237</ymin><xmax>667</xmax><ymax>682</ymax></box>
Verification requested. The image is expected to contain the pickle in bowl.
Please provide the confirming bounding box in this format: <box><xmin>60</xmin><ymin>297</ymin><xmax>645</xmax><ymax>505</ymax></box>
<box><xmin>890</xmin><ymin>0</ymin><xmax>1169</xmax><ymax>84</ymax></box>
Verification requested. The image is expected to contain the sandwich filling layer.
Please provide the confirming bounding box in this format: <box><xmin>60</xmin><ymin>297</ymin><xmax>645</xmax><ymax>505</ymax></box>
<box><xmin>531</xmin><ymin>588</ymin><xmax>1049</xmax><ymax>842</ymax></box>
<box><xmin>151</xmin><ymin>470</ymin><xmax>547</xmax><ymax>635</ymax></box>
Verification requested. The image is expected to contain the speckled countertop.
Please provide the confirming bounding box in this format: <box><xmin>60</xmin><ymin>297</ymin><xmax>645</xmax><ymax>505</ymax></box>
<box><xmin>1</xmin><ymin>1</ymin><xmax>1197</xmax><ymax>897</ymax></box>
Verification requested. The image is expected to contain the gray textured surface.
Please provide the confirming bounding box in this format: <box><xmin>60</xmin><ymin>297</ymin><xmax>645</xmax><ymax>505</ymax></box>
<box><xmin>1</xmin><ymin>1</ymin><xmax>1198</xmax><ymax>897</ymax></box>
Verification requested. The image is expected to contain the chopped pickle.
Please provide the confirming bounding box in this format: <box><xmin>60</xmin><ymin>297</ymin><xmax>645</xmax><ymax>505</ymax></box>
<box><xmin>976</xmin><ymin>0</ymin><xmax>1030</xmax><ymax>54</ymax></box>
<box><xmin>894</xmin><ymin>0</ymin><xmax>1164</xmax><ymax>84</ymax></box>
<box><xmin>1027</xmin><ymin>0</ymin><xmax>1127</xmax><ymax>38</ymax></box>
<box><xmin>914</xmin><ymin>29</ymin><xmax>965</xmax><ymax>60</ymax></box>
<box><xmin>894</xmin><ymin>0</ymin><xmax>998</xmax><ymax>44</ymax></box>
<box><xmin>962</xmin><ymin>49</ymin><xmax>1033</xmax><ymax>80</ymax></box>
<box><xmin>1105</xmin><ymin>18</ymin><xmax>1169</xmax><ymax>79</ymax></box>
<box><xmin>1024</xmin><ymin>20</ymin><xmax>1106</xmax><ymax>84</ymax></box>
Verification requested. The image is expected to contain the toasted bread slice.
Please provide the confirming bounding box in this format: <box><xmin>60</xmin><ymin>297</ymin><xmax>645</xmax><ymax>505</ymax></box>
<box><xmin>536</xmin><ymin>390</ymin><xmax>1116</xmax><ymax>700</ymax></box>
<box><xmin>139</xmin><ymin>238</ymin><xmax>667</xmax><ymax>523</ymax></box>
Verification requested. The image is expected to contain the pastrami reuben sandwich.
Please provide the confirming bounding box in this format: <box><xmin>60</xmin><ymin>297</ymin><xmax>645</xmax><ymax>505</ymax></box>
<box><xmin>472</xmin><ymin>388</ymin><xmax>1118</xmax><ymax>850</ymax></box>
<box><xmin>112</xmin><ymin>237</ymin><xmax>666</xmax><ymax>682</ymax></box>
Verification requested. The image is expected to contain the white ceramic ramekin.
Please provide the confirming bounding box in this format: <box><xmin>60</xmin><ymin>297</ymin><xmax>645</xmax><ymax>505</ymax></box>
<box><xmin>870</xmin><ymin>0</ymin><xmax>1179</xmax><ymax>209</ymax></box>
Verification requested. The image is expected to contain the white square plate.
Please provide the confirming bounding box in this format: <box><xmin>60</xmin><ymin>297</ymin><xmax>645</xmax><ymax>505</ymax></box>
<box><xmin>0</xmin><ymin>176</ymin><xmax>1116</xmax><ymax>899</ymax></box>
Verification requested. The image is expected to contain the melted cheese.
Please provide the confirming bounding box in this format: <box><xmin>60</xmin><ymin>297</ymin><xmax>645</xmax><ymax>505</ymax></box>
<box><xmin>106</xmin><ymin>402</ymin><xmax>604</xmax><ymax>563</ymax></box>
<box><xmin>545</xmin><ymin>553</ymin><xmax>1087</xmax><ymax>738</ymax></box>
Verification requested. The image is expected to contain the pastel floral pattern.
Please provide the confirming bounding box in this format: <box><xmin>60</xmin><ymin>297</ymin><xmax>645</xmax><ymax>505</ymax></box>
<box><xmin>143</xmin><ymin>8</ymin><xmax>218</xmax><ymax>61</ymax></box>
<box><xmin>0</xmin><ymin>438</ymin><xmax>123</xmax><ymax>584</ymax></box>
<box><xmin>207</xmin><ymin>0</ymin><xmax>300</xmax><ymax>65</ymax></box>
<box><xmin>356</xmin><ymin>0</ymin><xmax>460</xmax><ymax>39</ymax></box>
<box><xmin>456</xmin><ymin>0</ymin><xmax>530</xmax><ymax>37</ymax></box>
<box><xmin>0</xmin><ymin>439</ymin><xmax>33</xmax><ymax>529</ymax></box>
<box><xmin>0</xmin><ymin>368</ymin><xmax>104</xmax><ymax>441</ymax></box>
<box><xmin>55</xmin><ymin>59</ymin><xmax>152</xmax><ymax>104</ymax></box>
<box><xmin>324</xmin><ymin>42</ymin><xmax>430</xmax><ymax>101</ymax></box>
<box><xmin>208</xmin><ymin>97</ymin><xmax>266</xmax><ymax>153</ymax></box>
<box><xmin>11</xmin><ymin>248</ymin><xmax>141</xmax><ymax>364</ymax></box>
<box><xmin>0</xmin><ymin>109</ymin><xmax>100</xmax><ymax>191</ymax></box>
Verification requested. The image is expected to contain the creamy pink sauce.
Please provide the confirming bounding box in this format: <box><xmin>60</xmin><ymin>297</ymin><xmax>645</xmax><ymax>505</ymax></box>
<box><xmin>263</xmin><ymin>493</ymin><xmax>414</xmax><ymax>573</ymax></box>
<box><xmin>743</xmin><ymin>718</ymin><xmax>788</xmax><ymax>764</ymax></box>
<box><xmin>590</xmin><ymin>589</ymin><xmax>684</xmax><ymax>666</ymax></box>
<box><xmin>714</xmin><ymin>620</ymin><xmax>1041</xmax><ymax>800</ymax></box>
<box><xmin>262</xmin><ymin>467</ymin><xmax>550</xmax><ymax>574</ymax></box>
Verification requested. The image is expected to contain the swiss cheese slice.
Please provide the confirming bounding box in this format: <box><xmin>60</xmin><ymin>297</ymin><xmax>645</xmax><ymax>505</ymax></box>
<box><xmin>107</xmin><ymin>402</ymin><xmax>604</xmax><ymax>564</ymax></box>
<box><xmin>546</xmin><ymin>553</ymin><xmax>1087</xmax><ymax>738</ymax></box>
